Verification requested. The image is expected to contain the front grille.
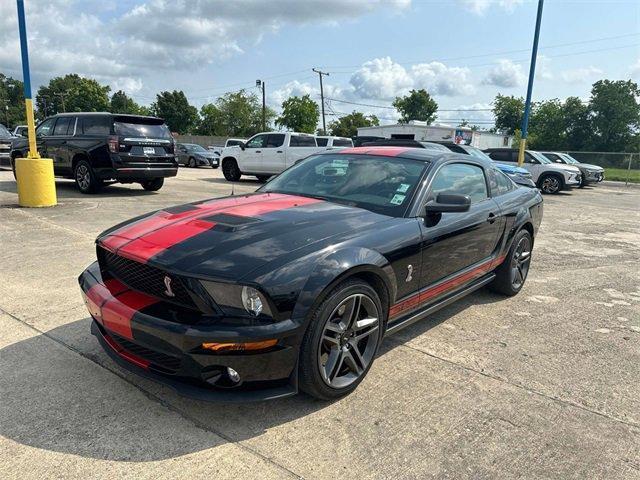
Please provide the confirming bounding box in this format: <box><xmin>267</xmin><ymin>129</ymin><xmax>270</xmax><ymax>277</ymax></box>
<box><xmin>99</xmin><ymin>247</ymin><xmax>198</xmax><ymax>310</ymax></box>
<box><xmin>111</xmin><ymin>332</ymin><xmax>182</xmax><ymax>373</ymax></box>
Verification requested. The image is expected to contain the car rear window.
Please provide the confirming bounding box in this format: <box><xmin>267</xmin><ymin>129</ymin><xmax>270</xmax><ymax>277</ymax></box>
<box><xmin>333</xmin><ymin>138</ymin><xmax>353</xmax><ymax>147</ymax></box>
<box><xmin>316</xmin><ymin>138</ymin><xmax>328</xmax><ymax>147</ymax></box>
<box><xmin>113</xmin><ymin>119</ymin><xmax>172</xmax><ymax>139</ymax></box>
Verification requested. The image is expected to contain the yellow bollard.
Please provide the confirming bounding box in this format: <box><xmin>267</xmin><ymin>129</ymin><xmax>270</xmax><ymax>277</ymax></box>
<box><xmin>15</xmin><ymin>158</ymin><xmax>57</xmax><ymax>207</ymax></box>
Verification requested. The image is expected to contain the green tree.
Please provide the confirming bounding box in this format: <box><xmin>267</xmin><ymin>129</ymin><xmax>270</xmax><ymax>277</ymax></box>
<box><xmin>492</xmin><ymin>94</ymin><xmax>524</xmax><ymax>134</ymax></box>
<box><xmin>35</xmin><ymin>74</ymin><xmax>110</xmax><ymax>117</ymax></box>
<box><xmin>110</xmin><ymin>90</ymin><xmax>150</xmax><ymax>115</ymax></box>
<box><xmin>562</xmin><ymin>96</ymin><xmax>592</xmax><ymax>151</ymax></box>
<box><xmin>328</xmin><ymin>111</ymin><xmax>379</xmax><ymax>137</ymax></box>
<box><xmin>198</xmin><ymin>90</ymin><xmax>276</xmax><ymax>137</ymax></box>
<box><xmin>528</xmin><ymin>99</ymin><xmax>566</xmax><ymax>150</ymax></box>
<box><xmin>393</xmin><ymin>89</ymin><xmax>438</xmax><ymax>124</ymax></box>
<box><xmin>0</xmin><ymin>73</ymin><xmax>26</xmax><ymax>128</ymax></box>
<box><xmin>152</xmin><ymin>90</ymin><xmax>199</xmax><ymax>134</ymax></box>
<box><xmin>276</xmin><ymin>94</ymin><xmax>319</xmax><ymax>133</ymax></box>
<box><xmin>588</xmin><ymin>79</ymin><xmax>640</xmax><ymax>151</ymax></box>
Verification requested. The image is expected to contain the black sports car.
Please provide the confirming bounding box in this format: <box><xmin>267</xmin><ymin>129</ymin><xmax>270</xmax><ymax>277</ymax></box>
<box><xmin>79</xmin><ymin>146</ymin><xmax>543</xmax><ymax>401</ymax></box>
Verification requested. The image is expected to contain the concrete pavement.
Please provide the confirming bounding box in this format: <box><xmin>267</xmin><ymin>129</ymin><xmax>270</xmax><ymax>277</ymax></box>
<box><xmin>0</xmin><ymin>168</ymin><xmax>638</xmax><ymax>479</ymax></box>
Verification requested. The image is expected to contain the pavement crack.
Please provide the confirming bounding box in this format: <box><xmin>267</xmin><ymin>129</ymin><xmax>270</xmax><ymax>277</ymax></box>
<box><xmin>390</xmin><ymin>340</ymin><xmax>640</xmax><ymax>430</ymax></box>
<box><xmin>0</xmin><ymin>306</ymin><xmax>304</xmax><ymax>479</ymax></box>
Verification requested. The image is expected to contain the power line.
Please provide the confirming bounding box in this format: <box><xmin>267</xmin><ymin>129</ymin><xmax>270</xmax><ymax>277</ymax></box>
<box><xmin>325</xmin><ymin>96</ymin><xmax>493</xmax><ymax>112</ymax></box>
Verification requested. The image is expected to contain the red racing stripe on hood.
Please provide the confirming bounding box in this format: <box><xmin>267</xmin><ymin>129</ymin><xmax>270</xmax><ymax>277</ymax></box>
<box><xmin>338</xmin><ymin>146</ymin><xmax>410</xmax><ymax>157</ymax></box>
<box><xmin>106</xmin><ymin>194</ymin><xmax>323</xmax><ymax>264</ymax></box>
<box><xmin>102</xmin><ymin>290</ymin><xmax>158</xmax><ymax>340</ymax></box>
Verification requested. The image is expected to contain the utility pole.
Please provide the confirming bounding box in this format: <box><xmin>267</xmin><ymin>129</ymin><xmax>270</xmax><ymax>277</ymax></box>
<box><xmin>518</xmin><ymin>0</ymin><xmax>544</xmax><ymax>166</ymax></box>
<box><xmin>55</xmin><ymin>92</ymin><xmax>66</xmax><ymax>113</ymax></box>
<box><xmin>256</xmin><ymin>79</ymin><xmax>266</xmax><ymax>131</ymax></box>
<box><xmin>313</xmin><ymin>68</ymin><xmax>330</xmax><ymax>135</ymax></box>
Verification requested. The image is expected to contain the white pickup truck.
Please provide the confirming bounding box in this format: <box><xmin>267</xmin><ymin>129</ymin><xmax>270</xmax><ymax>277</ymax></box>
<box><xmin>221</xmin><ymin>132</ymin><xmax>332</xmax><ymax>181</ymax></box>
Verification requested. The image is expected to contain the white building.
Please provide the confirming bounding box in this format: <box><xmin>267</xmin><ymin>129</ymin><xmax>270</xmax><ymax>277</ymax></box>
<box><xmin>357</xmin><ymin>121</ymin><xmax>513</xmax><ymax>150</ymax></box>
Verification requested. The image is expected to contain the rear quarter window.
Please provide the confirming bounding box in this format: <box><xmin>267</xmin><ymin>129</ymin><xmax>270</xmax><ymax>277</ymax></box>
<box><xmin>333</xmin><ymin>138</ymin><xmax>353</xmax><ymax>147</ymax></box>
<box><xmin>290</xmin><ymin>135</ymin><xmax>316</xmax><ymax>147</ymax></box>
<box><xmin>80</xmin><ymin>116</ymin><xmax>111</xmax><ymax>135</ymax></box>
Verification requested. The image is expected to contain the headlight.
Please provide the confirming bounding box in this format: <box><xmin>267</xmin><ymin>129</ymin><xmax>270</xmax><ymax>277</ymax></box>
<box><xmin>242</xmin><ymin>286</ymin><xmax>263</xmax><ymax>316</ymax></box>
<box><xmin>201</xmin><ymin>281</ymin><xmax>272</xmax><ymax>319</ymax></box>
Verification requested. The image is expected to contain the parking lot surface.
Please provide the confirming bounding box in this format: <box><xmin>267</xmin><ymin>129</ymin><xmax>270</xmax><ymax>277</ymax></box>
<box><xmin>0</xmin><ymin>168</ymin><xmax>638</xmax><ymax>479</ymax></box>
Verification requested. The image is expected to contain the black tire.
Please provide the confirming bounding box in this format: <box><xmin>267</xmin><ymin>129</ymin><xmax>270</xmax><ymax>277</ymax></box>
<box><xmin>298</xmin><ymin>279</ymin><xmax>384</xmax><ymax>400</ymax></box>
<box><xmin>188</xmin><ymin>157</ymin><xmax>196</xmax><ymax>168</ymax></box>
<box><xmin>537</xmin><ymin>173</ymin><xmax>563</xmax><ymax>194</ymax></box>
<box><xmin>74</xmin><ymin>159</ymin><xmax>102</xmax><ymax>194</ymax></box>
<box><xmin>578</xmin><ymin>176</ymin><xmax>586</xmax><ymax>188</ymax></box>
<box><xmin>256</xmin><ymin>175</ymin><xmax>271</xmax><ymax>183</ymax></box>
<box><xmin>222</xmin><ymin>159</ymin><xmax>241</xmax><ymax>181</ymax></box>
<box><xmin>141</xmin><ymin>177</ymin><xmax>164</xmax><ymax>191</ymax></box>
<box><xmin>489</xmin><ymin>229</ymin><xmax>533</xmax><ymax>296</ymax></box>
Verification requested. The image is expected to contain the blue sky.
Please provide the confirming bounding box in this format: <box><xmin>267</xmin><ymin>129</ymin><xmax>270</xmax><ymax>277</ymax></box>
<box><xmin>1</xmin><ymin>0</ymin><xmax>638</xmax><ymax>126</ymax></box>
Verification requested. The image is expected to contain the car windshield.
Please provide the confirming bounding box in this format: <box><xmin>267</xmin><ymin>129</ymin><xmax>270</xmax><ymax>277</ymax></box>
<box><xmin>529</xmin><ymin>151</ymin><xmax>552</xmax><ymax>164</ymax></box>
<box><xmin>186</xmin><ymin>144</ymin><xmax>207</xmax><ymax>152</ymax></box>
<box><xmin>0</xmin><ymin>124</ymin><xmax>11</xmax><ymax>137</ymax></box>
<box><xmin>114</xmin><ymin>120</ymin><xmax>172</xmax><ymax>139</ymax></box>
<box><xmin>560</xmin><ymin>153</ymin><xmax>579</xmax><ymax>164</ymax></box>
<box><xmin>260</xmin><ymin>153</ymin><xmax>428</xmax><ymax>217</ymax></box>
<box><xmin>419</xmin><ymin>142</ymin><xmax>449</xmax><ymax>152</ymax></box>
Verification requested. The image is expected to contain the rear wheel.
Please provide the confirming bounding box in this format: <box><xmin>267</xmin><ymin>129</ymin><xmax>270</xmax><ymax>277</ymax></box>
<box><xmin>537</xmin><ymin>174</ymin><xmax>562</xmax><ymax>194</ymax></box>
<box><xmin>141</xmin><ymin>177</ymin><xmax>164</xmax><ymax>191</ymax></box>
<box><xmin>298</xmin><ymin>279</ymin><xmax>383</xmax><ymax>400</ymax></box>
<box><xmin>489</xmin><ymin>229</ymin><xmax>532</xmax><ymax>296</ymax></box>
<box><xmin>188</xmin><ymin>157</ymin><xmax>196</xmax><ymax>168</ymax></box>
<box><xmin>74</xmin><ymin>159</ymin><xmax>102</xmax><ymax>193</ymax></box>
<box><xmin>222</xmin><ymin>159</ymin><xmax>241</xmax><ymax>181</ymax></box>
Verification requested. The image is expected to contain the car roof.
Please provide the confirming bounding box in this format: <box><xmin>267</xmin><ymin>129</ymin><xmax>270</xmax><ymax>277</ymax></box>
<box><xmin>51</xmin><ymin>112</ymin><xmax>162</xmax><ymax>121</ymax></box>
<box><xmin>328</xmin><ymin>146</ymin><xmax>494</xmax><ymax>167</ymax></box>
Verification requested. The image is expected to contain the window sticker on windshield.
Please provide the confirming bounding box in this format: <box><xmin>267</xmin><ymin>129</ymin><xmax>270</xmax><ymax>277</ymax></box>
<box><xmin>390</xmin><ymin>194</ymin><xmax>406</xmax><ymax>205</ymax></box>
<box><xmin>396</xmin><ymin>183</ymin><xmax>410</xmax><ymax>193</ymax></box>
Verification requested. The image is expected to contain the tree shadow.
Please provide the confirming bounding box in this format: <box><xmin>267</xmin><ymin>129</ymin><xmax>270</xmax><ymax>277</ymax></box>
<box><xmin>0</xmin><ymin>288</ymin><xmax>496</xmax><ymax>462</ymax></box>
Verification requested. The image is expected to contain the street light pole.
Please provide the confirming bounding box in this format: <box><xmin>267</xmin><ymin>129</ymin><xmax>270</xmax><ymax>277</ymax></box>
<box><xmin>313</xmin><ymin>68</ymin><xmax>330</xmax><ymax>135</ymax></box>
<box><xmin>517</xmin><ymin>0</ymin><xmax>544</xmax><ymax>166</ymax></box>
<box><xmin>256</xmin><ymin>79</ymin><xmax>266</xmax><ymax>131</ymax></box>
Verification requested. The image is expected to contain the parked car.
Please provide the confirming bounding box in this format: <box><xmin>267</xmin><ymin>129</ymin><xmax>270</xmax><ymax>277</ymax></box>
<box><xmin>538</xmin><ymin>151</ymin><xmax>604</xmax><ymax>187</ymax></box>
<box><xmin>80</xmin><ymin>146</ymin><xmax>543</xmax><ymax>401</ymax></box>
<box><xmin>176</xmin><ymin>143</ymin><xmax>219</xmax><ymax>168</ymax></box>
<box><xmin>316</xmin><ymin>136</ymin><xmax>354</xmax><ymax>148</ymax></box>
<box><xmin>10</xmin><ymin>112</ymin><xmax>177</xmax><ymax>193</ymax></box>
<box><xmin>484</xmin><ymin>148</ymin><xmax>581</xmax><ymax>194</ymax></box>
<box><xmin>353</xmin><ymin>135</ymin><xmax>385</xmax><ymax>147</ymax></box>
<box><xmin>0</xmin><ymin>123</ymin><xmax>14</xmax><ymax>168</ymax></box>
<box><xmin>220</xmin><ymin>132</ymin><xmax>327</xmax><ymax>182</ymax></box>
<box><xmin>361</xmin><ymin>138</ymin><xmax>449</xmax><ymax>152</ymax></box>
<box><xmin>12</xmin><ymin>125</ymin><xmax>28</xmax><ymax>137</ymax></box>
<box><xmin>438</xmin><ymin>143</ymin><xmax>536</xmax><ymax>188</ymax></box>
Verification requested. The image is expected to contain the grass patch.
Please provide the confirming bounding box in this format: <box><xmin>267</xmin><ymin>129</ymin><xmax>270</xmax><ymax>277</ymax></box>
<box><xmin>604</xmin><ymin>168</ymin><xmax>640</xmax><ymax>183</ymax></box>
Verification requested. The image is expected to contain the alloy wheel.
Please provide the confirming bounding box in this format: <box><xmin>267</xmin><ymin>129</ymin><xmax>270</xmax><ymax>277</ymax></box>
<box><xmin>76</xmin><ymin>165</ymin><xmax>90</xmax><ymax>191</ymax></box>
<box><xmin>510</xmin><ymin>236</ymin><xmax>531</xmax><ymax>290</ymax></box>
<box><xmin>318</xmin><ymin>293</ymin><xmax>380</xmax><ymax>389</ymax></box>
<box><xmin>540</xmin><ymin>176</ymin><xmax>560</xmax><ymax>194</ymax></box>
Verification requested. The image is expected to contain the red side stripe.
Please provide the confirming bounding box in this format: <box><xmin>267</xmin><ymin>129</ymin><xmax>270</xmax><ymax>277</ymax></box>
<box><xmin>101</xmin><ymin>291</ymin><xmax>157</xmax><ymax>340</ymax></box>
<box><xmin>101</xmin><ymin>331</ymin><xmax>151</xmax><ymax>369</ymax></box>
<box><xmin>389</xmin><ymin>255</ymin><xmax>505</xmax><ymax>318</ymax></box>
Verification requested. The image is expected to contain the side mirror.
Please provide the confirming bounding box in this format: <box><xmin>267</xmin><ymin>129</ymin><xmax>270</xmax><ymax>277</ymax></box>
<box><xmin>424</xmin><ymin>193</ymin><xmax>471</xmax><ymax>214</ymax></box>
<box><xmin>239</xmin><ymin>142</ymin><xmax>246</xmax><ymax>151</ymax></box>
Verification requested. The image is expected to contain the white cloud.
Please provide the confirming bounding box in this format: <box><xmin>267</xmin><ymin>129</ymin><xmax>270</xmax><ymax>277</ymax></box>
<box><xmin>411</xmin><ymin>62</ymin><xmax>475</xmax><ymax>96</ymax></box>
<box><xmin>535</xmin><ymin>55</ymin><xmax>553</xmax><ymax>80</ymax></box>
<box><xmin>482</xmin><ymin>59</ymin><xmax>526</xmax><ymax>88</ymax></box>
<box><xmin>270</xmin><ymin>81</ymin><xmax>319</xmax><ymax>107</ymax></box>
<box><xmin>350</xmin><ymin>57</ymin><xmax>413</xmax><ymax>100</ymax></box>
<box><xmin>560</xmin><ymin>66</ymin><xmax>603</xmax><ymax>84</ymax></box>
<box><xmin>457</xmin><ymin>0</ymin><xmax>524</xmax><ymax>15</ymax></box>
<box><xmin>631</xmin><ymin>58</ymin><xmax>640</xmax><ymax>80</ymax></box>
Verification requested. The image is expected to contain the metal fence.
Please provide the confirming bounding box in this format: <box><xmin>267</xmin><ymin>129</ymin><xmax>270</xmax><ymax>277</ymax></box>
<box><xmin>174</xmin><ymin>134</ymin><xmax>227</xmax><ymax>147</ymax></box>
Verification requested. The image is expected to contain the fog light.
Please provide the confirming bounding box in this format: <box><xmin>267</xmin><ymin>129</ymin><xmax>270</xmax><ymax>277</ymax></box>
<box><xmin>227</xmin><ymin>367</ymin><xmax>240</xmax><ymax>383</ymax></box>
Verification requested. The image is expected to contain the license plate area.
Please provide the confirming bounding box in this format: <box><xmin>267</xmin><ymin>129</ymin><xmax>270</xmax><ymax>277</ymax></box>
<box><xmin>143</xmin><ymin>146</ymin><xmax>156</xmax><ymax>155</ymax></box>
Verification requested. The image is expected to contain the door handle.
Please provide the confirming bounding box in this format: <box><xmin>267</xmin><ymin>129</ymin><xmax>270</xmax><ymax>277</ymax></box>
<box><xmin>276</xmin><ymin>150</ymin><xmax>283</xmax><ymax>153</ymax></box>
<box><xmin>255</xmin><ymin>150</ymin><xmax>262</xmax><ymax>153</ymax></box>
<box><xmin>487</xmin><ymin>212</ymin><xmax>497</xmax><ymax>224</ymax></box>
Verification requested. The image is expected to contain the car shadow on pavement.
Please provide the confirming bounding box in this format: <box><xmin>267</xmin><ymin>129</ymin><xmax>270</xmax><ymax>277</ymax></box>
<box><xmin>200</xmin><ymin>177</ymin><xmax>263</xmax><ymax>187</ymax></box>
<box><xmin>0</xmin><ymin>288</ymin><xmax>503</xmax><ymax>462</ymax></box>
<box><xmin>0</xmin><ymin>180</ymin><xmax>158</xmax><ymax>198</ymax></box>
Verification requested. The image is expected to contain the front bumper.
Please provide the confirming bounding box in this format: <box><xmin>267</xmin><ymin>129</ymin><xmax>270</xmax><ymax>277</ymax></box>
<box><xmin>584</xmin><ymin>171</ymin><xmax>605</xmax><ymax>183</ymax></box>
<box><xmin>564</xmin><ymin>173</ymin><xmax>581</xmax><ymax>188</ymax></box>
<box><xmin>79</xmin><ymin>262</ymin><xmax>300</xmax><ymax>402</ymax></box>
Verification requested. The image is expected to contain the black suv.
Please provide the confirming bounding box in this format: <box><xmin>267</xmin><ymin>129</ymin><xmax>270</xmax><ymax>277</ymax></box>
<box><xmin>10</xmin><ymin>112</ymin><xmax>178</xmax><ymax>193</ymax></box>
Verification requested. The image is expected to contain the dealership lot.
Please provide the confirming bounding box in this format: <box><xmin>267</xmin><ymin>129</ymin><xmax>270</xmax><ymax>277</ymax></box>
<box><xmin>0</xmin><ymin>168</ymin><xmax>638</xmax><ymax>479</ymax></box>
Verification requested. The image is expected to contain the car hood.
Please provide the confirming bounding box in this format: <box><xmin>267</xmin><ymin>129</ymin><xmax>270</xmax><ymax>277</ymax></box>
<box><xmin>550</xmin><ymin>164</ymin><xmax>580</xmax><ymax>174</ymax></box>
<box><xmin>97</xmin><ymin>192</ymin><xmax>390</xmax><ymax>280</ymax></box>
<box><xmin>495</xmin><ymin>162</ymin><xmax>529</xmax><ymax>175</ymax></box>
<box><xmin>579</xmin><ymin>163</ymin><xmax>604</xmax><ymax>171</ymax></box>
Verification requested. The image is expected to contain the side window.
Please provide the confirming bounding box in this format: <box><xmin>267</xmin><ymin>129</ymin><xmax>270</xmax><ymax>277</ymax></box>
<box><xmin>487</xmin><ymin>150</ymin><xmax>511</xmax><ymax>162</ymax></box>
<box><xmin>524</xmin><ymin>153</ymin><xmax>539</xmax><ymax>164</ymax></box>
<box><xmin>492</xmin><ymin>168</ymin><xmax>516</xmax><ymax>196</ymax></box>
<box><xmin>80</xmin><ymin>116</ymin><xmax>111</xmax><ymax>135</ymax></box>
<box><xmin>246</xmin><ymin>134</ymin><xmax>267</xmax><ymax>148</ymax></box>
<box><xmin>316</xmin><ymin>138</ymin><xmax>328</xmax><ymax>147</ymax></box>
<box><xmin>290</xmin><ymin>135</ymin><xmax>316</xmax><ymax>147</ymax></box>
<box><xmin>430</xmin><ymin>163</ymin><xmax>488</xmax><ymax>203</ymax></box>
<box><xmin>53</xmin><ymin>117</ymin><xmax>72</xmax><ymax>136</ymax></box>
<box><xmin>266</xmin><ymin>134</ymin><xmax>285</xmax><ymax>148</ymax></box>
<box><xmin>36</xmin><ymin>118</ymin><xmax>56</xmax><ymax>136</ymax></box>
<box><xmin>333</xmin><ymin>138</ymin><xmax>353</xmax><ymax>147</ymax></box>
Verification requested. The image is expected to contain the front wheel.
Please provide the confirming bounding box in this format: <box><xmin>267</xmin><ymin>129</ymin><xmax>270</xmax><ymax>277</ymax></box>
<box><xmin>537</xmin><ymin>174</ymin><xmax>562</xmax><ymax>194</ymax></box>
<box><xmin>489</xmin><ymin>229</ymin><xmax>533</xmax><ymax>296</ymax></box>
<box><xmin>188</xmin><ymin>157</ymin><xmax>196</xmax><ymax>168</ymax></box>
<box><xmin>74</xmin><ymin>159</ymin><xmax>102</xmax><ymax>194</ymax></box>
<box><xmin>298</xmin><ymin>279</ymin><xmax>383</xmax><ymax>400</ymax></box>
<box><xmin>222</xmin><ymin>159</ymin><xmax>241</xmax><ymax>181</ymax></box>
<box><xmin>140</xmin><ymin>177</ymin><xmax>164</xmax><ymax>191</ymax></box>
